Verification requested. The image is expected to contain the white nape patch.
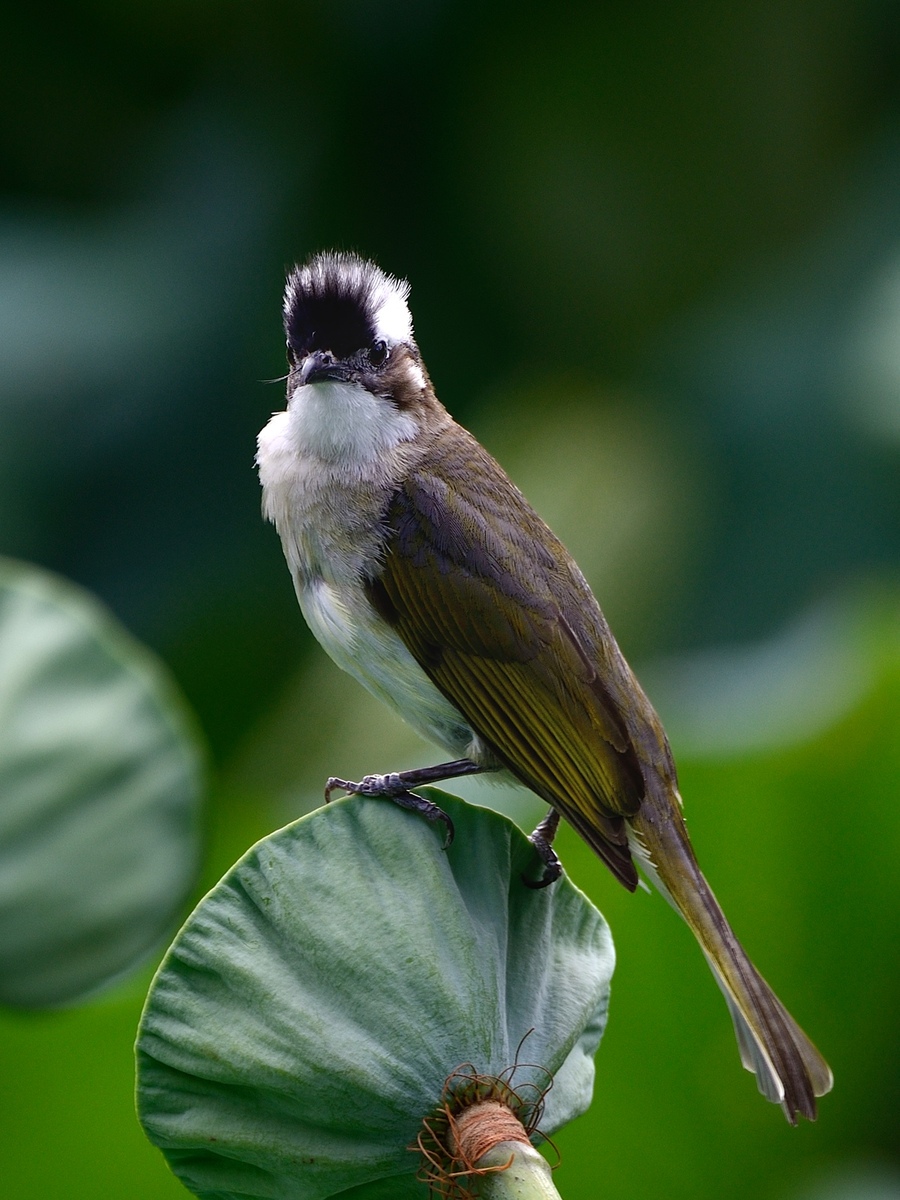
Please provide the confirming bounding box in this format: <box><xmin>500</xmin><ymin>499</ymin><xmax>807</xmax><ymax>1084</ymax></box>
<box><xmin>370</xmin><ymin>273</ymin><xmax>413</xmax><ymax>346</ymax></box>
<box><xmin>404</xmin><ymin>359</ymin><xmax>426</xmax><ymax>390</ymax></box>
<box><xmin>287</xmin><ymin>379</ymin><xmax>418</xmax><ymax>467</ymax></box>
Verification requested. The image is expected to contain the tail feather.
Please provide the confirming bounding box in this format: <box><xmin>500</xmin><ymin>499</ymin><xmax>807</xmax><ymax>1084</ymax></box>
<box><xmin>705</xmin><ymin>949</ymin><xmax>832</xmax><ymax>1120</ymax></box>
<box><xmin>627</xmin><ymin>813</ymin><xmax>833</xmax><ymax>1123</ymax></box>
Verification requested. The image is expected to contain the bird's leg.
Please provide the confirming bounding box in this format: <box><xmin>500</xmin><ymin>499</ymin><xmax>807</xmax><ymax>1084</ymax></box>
<box><xmin>324</xmin><ymin>759</ymin><xmax>487</xmax><ymax>849</ymax></box>
<box><xmin>324</xmin><ymin>758</ymin><xmax>486</xmax><ymax>799</ymax></box>
<box><xmin>524</xmin><ymin>808</ymin><xmax>563</xmax><ymax>888</ymax></box>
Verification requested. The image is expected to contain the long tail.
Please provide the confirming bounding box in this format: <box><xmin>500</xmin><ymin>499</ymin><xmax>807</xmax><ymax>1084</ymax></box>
<box><xmin>627</xmin><ymin>790</ymin><xmax>833</xmax><ymax>1124</ymax></box>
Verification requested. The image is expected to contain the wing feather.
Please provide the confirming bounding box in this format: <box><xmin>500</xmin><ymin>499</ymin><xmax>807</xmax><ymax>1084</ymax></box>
<box><xmin>373</xmin><ymin>425</ymin><xmax>649</xmax><ymax>885</ymax></box>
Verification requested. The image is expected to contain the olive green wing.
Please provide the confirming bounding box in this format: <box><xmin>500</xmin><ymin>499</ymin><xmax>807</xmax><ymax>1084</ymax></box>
<box><xmin>370</xmin><ymin>430</ymin><xmax>646</xmax><ymax>888</ymax></box>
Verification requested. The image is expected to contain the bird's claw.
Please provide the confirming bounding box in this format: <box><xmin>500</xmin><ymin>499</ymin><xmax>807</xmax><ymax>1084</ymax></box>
<box><xmin>523</xmin><ymin>838</ymin><xmax>563</xmax><ymax>889</ymax></box>
<box><xmin>391</xmin><ymin>789</ymin><xmax>455</xmax><ymax>849</ymax></box>
<box><xmin>523</xmin><ymin>808</ymin><xmax>563</xmax><ymax>888</ymax></box>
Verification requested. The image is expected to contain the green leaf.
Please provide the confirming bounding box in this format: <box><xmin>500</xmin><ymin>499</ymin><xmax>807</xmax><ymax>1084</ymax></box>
<box><xmin>137</xmin><ymin>792</ymin><xmax>614</xmax><ymax>1200</ymax></box>
<box><xmin>0</xmin><ymin>558</ymin><xmax>205</xmax><ymax>1008</ymax></box>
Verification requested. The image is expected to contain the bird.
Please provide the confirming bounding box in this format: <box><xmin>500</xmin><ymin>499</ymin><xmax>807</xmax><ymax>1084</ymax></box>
<box><xmin>256</xmin><ymin>249</ymin><xmax>833</xmax><ymax>1123</ymax></box>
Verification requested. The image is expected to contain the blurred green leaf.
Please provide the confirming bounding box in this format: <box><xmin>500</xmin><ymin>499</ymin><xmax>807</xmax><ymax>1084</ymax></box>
<box><xmin>0</xmin><ymin>558</ymin><xmax>205</xmax><ymax>1008</ymax></box>
<box><xmin>0</xmin><ymin>985</ymin><xmax>189</xmax><ymax>1199</ymax></box>
<box><xmin>137</xmin><ymin>791</ymin><xmax>614</xmax><ymax>1200</ymax></box>
<box><xmin>795</xmin><ymin>1163</ymin><xmax>900</xmax><ymax>1200</ymax></box>
<box><xmin>644</xmin><ymin>582</ymin><xmax>896</xmax><ymax>755</ymax></box>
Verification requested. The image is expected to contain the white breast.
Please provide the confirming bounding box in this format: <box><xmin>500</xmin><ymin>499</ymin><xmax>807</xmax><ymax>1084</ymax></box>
<box><xmin>257</xmin><ymin>379</ymin><xmax>479</xmax><ymax>761</ymax></box>
<box><xmin>298</xmin><ymin>575</ymin><xmax>476</xmax><ymax>756</ymax></box>
<box><xmin>286</xmin><ymin>379</ymin><xmax>418</xmax><ymax>468</ymax></box>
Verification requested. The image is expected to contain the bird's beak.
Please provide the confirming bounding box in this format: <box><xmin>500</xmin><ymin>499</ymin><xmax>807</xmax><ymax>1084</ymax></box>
<box><xmin>299</xmin><ymin>350</ymin><xmax>351</xmax><ymax>385</ymax></box>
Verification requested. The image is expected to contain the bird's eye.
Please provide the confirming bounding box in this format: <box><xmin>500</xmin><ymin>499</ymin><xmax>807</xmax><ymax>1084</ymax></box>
<box><xmin>369</xmin><ymin>340</ymin><xmax>388</xmax><ymax>368</ymax></box>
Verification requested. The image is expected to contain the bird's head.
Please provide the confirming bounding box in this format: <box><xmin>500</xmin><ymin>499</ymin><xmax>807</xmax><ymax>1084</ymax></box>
<box><xmin>283</xmin><ymin>251</ymin><xmax>430</xmax><ymax>407</ymax></box>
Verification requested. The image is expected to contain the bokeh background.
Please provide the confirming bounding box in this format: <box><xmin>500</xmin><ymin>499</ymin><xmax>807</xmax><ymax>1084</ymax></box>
<box><xmin>1</xmin><ymin>1</ymin><xmax>899</xmax><ymax>1197</ymax></box>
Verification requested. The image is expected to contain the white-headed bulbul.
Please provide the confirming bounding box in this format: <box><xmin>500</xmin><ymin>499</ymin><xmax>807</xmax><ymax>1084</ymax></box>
<box><xmin>256</xmin><ymin>250</ymin><xmax>833</xmax><ymax>1123</ymax></box>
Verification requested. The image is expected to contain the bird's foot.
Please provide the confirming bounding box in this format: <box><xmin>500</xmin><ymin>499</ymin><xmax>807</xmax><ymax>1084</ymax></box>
<box><xmin>524</xmin><ymin>808</ymin><xmax>563</xmax><ymax>888</ymax></box>
<box><xmin>324</xmin><ymin>764</ymin><xmax>484</xmax><ymax>850</ymax></box>
<box><xmin>325</xmin><ymin>772</ymin><xmax>408</xmax><ymax>802</ymax></box>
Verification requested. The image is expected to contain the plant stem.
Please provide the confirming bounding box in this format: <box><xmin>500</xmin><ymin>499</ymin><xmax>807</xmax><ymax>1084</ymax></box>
<box><xmin>475</xmin><ymin>1141</ymin><xmax>563</xmax><ymax>1200</ymax></box>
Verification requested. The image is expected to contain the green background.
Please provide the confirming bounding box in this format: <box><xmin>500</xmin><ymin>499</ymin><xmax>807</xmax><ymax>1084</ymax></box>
<box><xmin>1</xmin><ymin>2</ymin><xmax>898</xmax><ymax>1197</ymax></box>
